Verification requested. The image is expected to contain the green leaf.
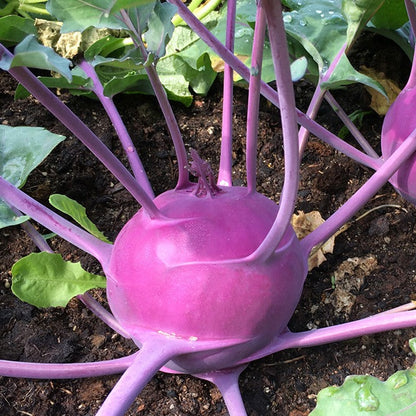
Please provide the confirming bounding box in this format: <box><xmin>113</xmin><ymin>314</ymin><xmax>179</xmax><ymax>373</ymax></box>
<box><xmin>310</xmin><ymin>367</ymin><xmax>416</xmax><ymax>415</ymax></box>
<box><xmin>0</xmin><ymin>204</ymin><xmax>29</xmax><ymax>229</ymax></box>
<box><xmin>0</xmin><ymin>16</ymin><xmax>36</xmax><ymax>47</ymax></box>
<box><xmin>12</xmin><ymin>252</ymin><xmax>107</xmax><ymax>308</ymax></box>
<box><xmin>342</xmin><ymin>0</ymin><xmax>384</xmax><ymax>45</ymax></box>
<box><xmin>0</xmin><ymin>35</ymin><xmax>72</xmax><ymax>80</ymax></box>
<box><xmin>283</xmin><ymin>0</ymin><xmax>347</xmax><ymax>74</ymax></box>
<box><xmin>0</xmin><ymin>125</ymin><xmax>65</xmax><ymax>188</ymax></box>
<box><xmin>108</xmin><ymin>0</ymin><xmax>156</xmax><ymax>15</ymax></box>
<box><xmin>0</xmin><ymin>124</ymin><xmax>64</xmax><ymax>229</ymax></box>
<box><xmin>143</xmin><ymin>1</ymin><xmax>176</xmax><ymax>57</ymax></box>
<box><xmin>370</xmin><ymin>0</ymin><xmax>408</xmax><ymax>30</ymax></box>
<box><xmin>321</xmin><ymin>53</ymin><xmax>386</xmax><ymax>97</ymax></box>
<box><xmin>46</xmin><ymin>0</ymin><xmax>127</xmax><ymax>32</ymax></box>
<box><xmin>15</xmin><ymin>74</ymin><xmax>93</xmax><ymax>100</ymax></box>
<box><xmin>49</xmin><ymin>194</ymin><xmax>111</xmax><ymax>243</ymax></box>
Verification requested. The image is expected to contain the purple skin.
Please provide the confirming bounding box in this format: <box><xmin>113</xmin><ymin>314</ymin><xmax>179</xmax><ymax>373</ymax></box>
<box><xmin>381</xmin><ymin>43</ymin><xmax>416</xmax><ymax>204</ymax></box>
<box><xmin>1</xmin><ymin>1</ymin><xmax>416</xmax><ymax>415</ymax></box>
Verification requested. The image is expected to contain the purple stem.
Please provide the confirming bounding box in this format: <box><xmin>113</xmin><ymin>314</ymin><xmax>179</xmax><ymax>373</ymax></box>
<box><xmin>78</xmin><ymin>60</ymin><xmax>154</xmax><ymax>199</ymax></box>
<box><xmin>405</xmin><ymin>0</ymin><xmax>416</xmax><ymax>52</ymax></box>
<box><xmin>298</xmin><ymin>43</ymin><xmax>346</xmax><ymax>156</ymax></box>
<box><xmin>218</xmin><ymin>0</ymin><xmax>236</xmax><ymax>187</ymax></box>
<box><xmin>0</xmin><ymin>45</ymin><xmax>161</xmax><ymax>219</ymax></box>
<box><xmin>246</xmin><ymin>5</ymin><xmax>266</xmax><ymax>194</ymax></box>
<box><xmin>403</xmin><ymin>17</ymin><xmax>416</xmax><ymax>90</ymax></box>
<box><xmin>96</xmin><ymin>341</ymin><xmax>179</xmax><ymax>416</ymax></box>
<box><xmin>166</xmin><ymin>0</ymin><xmax>379</xmax><ymax>170</ymax></box>
<box><xmin>197</xmin><ymin>365</ymin><xmax>248</xmax><ymax>416</ymax></box>
<box><xmin>246</xmin><ymin>0</ymin><xmax>300</xmax><ymax>261</ymax></box>
<box><xmin>0</xmin><ymin>353</ymin><xmax>137</xmax><ymax>379</ymax></box>
<box><xmin>0</xmin><ymin>177</ymin><xmax>112</xmax><ymax>266</ymax></box>
<box><xmin>119</xmin><ymin>10</ymin><xmax>190</xmax><ymax>190</ymax></box>
<box><xmin>324</xmin><ymin>92</ymin><xmax>379</xmax><ymax>158</ymax></box>
<box><xmin>301</xmin><ymin>126</ymin><xmax>416</xmax><ymax>253</ymax></box>
<box><xmin>78</xmin><ymin>293</ymin><xmax>131</xmax><ymax>339</ymax></box>
<box><xmin>276</xmin><ymin>310</ymin><xmax>416</xmax><ymax>351</ymax></box>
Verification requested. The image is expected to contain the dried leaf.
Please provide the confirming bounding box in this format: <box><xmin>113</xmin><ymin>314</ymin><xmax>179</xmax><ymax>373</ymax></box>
<box><xmin>360</xmin><ymin>66</ymin><xmax>401</xmax><ymax>115</ymax></box>
<box><xmin>291</xmin><ymin>210</ymin><xmax>335</xmax><ymax>270</ymax></box>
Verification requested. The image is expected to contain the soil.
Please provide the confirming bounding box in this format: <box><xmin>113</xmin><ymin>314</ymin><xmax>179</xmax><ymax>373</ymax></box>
<box><xmin>0</xmin><ymin>32</ymin><xmax>416</xmax><ymax>416</ymax></box>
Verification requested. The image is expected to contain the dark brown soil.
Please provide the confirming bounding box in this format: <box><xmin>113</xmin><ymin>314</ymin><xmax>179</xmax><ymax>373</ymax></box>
<box><xmin>1</xmin><ymin>33</ymin><xmax>415</xmax><ymax>415</ymax></box>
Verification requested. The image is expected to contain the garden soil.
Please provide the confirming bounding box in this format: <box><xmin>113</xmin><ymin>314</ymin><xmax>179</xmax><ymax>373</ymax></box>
<box><xmin>1</xmin><ymin>33</ymin><xmax>416</xmax><ymax>415</ymax></box>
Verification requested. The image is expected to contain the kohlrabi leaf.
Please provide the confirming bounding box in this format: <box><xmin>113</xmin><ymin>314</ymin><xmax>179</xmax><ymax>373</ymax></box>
<box><xmin>15</xmin><ymin>72</ymin><xmax>93</xmax><ymax>99</ymax></box>
<box><xmin>11</xmin><ymin>252</ymin><xmax>107</xmax><ymax>308</ymax></box>
<box><xmin>321</xmin><ymin>53</ymin><xmax>386</xmax><ymax>96</ymax></box>
<box><xmin>49</xmin><ymin>194</ymin><xmax>112</xmax><ymax>243</ymax></box>
<box><xmin>107</xmin><ymin>0</ymin><xmax>156</xmax><ymax>15</ymax></box>
<box><xmin>310</xmin><ymin>365</ymin><xmax>416</xmax><ymax>415</ymax></box>
<box><xmin>283</xmin><ymin>0</ymin><xmax>387</xmax><ymax>92</ymax></box>
<box><xmin>370</xmin><ymin>0</ymin><xmax>409</xmax><ymax>30</ymax></box>
<box><xmin>0</xmin><ymin>125</ymin><xmax>65</xmax><ymax>229</ymax></box>
<box><xmin>342</xmin><ymin>0</ymin><xmax>384</xmax><ymax>46</ymax></box>
<box><xmin>143</xmin><ymin>1</ymin><xmax>176</xmax><ymax>57</ymax></box>
<box><xmin>0</xmin><ymin>205</ymin><xmax>29</xmax><ymax>229</ymax></box>
<box><xmin>0</xmin><ymin>35</ymin><xmax>72</xmax><ymax>80</ymax></box>
<box><xmin>0</xmin><ymin>125</ymin><xmax>65</xmax><ymax>188</ymax></box>
<box><xmin>46</xmin><ymin>0</ymin><xmax>128</xmax><ymax>32</ymax></box>
<box><xmin>0</xmin><ymin>16</ymin><xmax>36</xmax><ymax>47</ymax></box>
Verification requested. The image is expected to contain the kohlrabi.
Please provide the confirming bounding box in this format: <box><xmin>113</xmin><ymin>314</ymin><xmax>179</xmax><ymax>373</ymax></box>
<box><xmin>1</xmin><ymin>1</ymin><xmax>416</xmax><ymax>415</ymax></box>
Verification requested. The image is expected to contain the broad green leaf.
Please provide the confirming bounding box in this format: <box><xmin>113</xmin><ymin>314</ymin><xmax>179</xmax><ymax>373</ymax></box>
<box><xmin>321</xmin><ymin>53</ymin><xmax>386</xmax><ymax>96</ymax></box>
<box><xmin>370</xmin><ymin>0</ymin><xmax>408</xmax><ymax>30</ymax></box>
<box><xmin>143</xmin><ymin>1</ymin><xmax>176</xmax><ymax>57</ymax></box>
<box><xmin>49</xmin><ymin>194</ymin><xmax>111</xmax><ymax>243</ymax></box>
<box><xmin>283</xmin><ymin>0</ymin><xmax>347</xmax><ymax>74</ymax></box>
<box><xmin>310</xmin><ymin>367</ymin><xmax>416</xmax><ymax>415</ymax></box>
<box><xmin>0</xmin><ymin>125</ymin><xmax>65</xmax><ymax>188</ymax></box>
<box><xmin>46</xmin><ymin>0</ymin><xmax>127</xmax><ymax>32</ymax></box>
<box><xmin>15</xmin><ymin>74</ymin><xmax>93</xmax><ymax>99</ymax></box>
<box><xmin>0</xmin><ymin>35</ymin><xmax>72</xmax><ymax>80</ymax></box>
<box><xmin>0</xmin><ymin>205</ymin><xmax>29</xmax><ymax>229</ymax></box>
<box><xmin>0</xmin><ymin>16</ymin><xmax>36</xmax><ymax>47</ymax></box>
<box><xmin>342</xmin><ymin>0</ymin><xmax>384</xmax><ymax>45</ymax></box>
<box><xmin>0</xmin><ymin>125</ymin><xmax>64</xmax><ymax>229</ymax></box>
<box><xmin>84</xmin><ymin>35</ymin><xmax>134</xmax><ymax>61</ymax></box>
<box><xmin>108</xmin><ymin>0</ymin><xmax>156</xmax><ymax>15</ymax></box>
<box><xmin>12</xmin><ymin>252</ymin><xmax>107</xmax><ymax>308</ymax></box>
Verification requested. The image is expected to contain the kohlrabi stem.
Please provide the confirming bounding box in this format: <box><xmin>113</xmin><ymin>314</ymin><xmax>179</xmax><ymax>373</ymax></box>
<box><xmin>298</xmin><ymin>83</ymin><xmax>325</xmax><ymax>157</ymax></box>
<box><xmin>298</xmin><ymin>43</ymin><xmax>346</xmax><ymax>156</ymax></box>
<box><xmin>324</xmin><ymin>92</ymin><xmax>379</xmax><ymax>158</ymax></box>
<box><xmin>301</xmin><ymin>126</ymin><xmax>416</xmax><ymax>254</ymax></box>
<box><xmin>78</xmin><ymin>293</ymin><xmax>132</xmax><ymax>339</ymax></box>
<box><xmin>199</xmin><ymin>366</ymin><xmax>248</xmax><ymax>416</ymax></box>
<box><xmin>246</xmin><ymin>0</ymin><xmax>299</xmax><ymax>261</ymax></box>
<box><xmin>218</xmin><ymin>0</ymin><xmax>236</xmax><ymax>187</ymax></box>
<box><xmin>0</xmin><ymin>177</ymin><xmax>113</xmax><ymax>266</ymax></box>
<box><xmin>120</xmin><ymin>10</ymin><xmax>190</xmax><ymax>190</ymax></box>
<box><xmin>0</xmin><ymin>353</ymin><xmax>137</xmax><ymax>379</ymax></box>
<box><xmin>0</xmin><ymin>45</ymin><xmax>161</xmax><ymax>218</ymax></box>
<box><xmin>274</xmin><ymin>310</ymin><xmax>416</xmax><ymax>351</ymax></box>
<box><xmin>403</xmin><ymin>18</ymin><xmax>416</xmax><ymax>89</ymax></box>
<box><xmin>166</xmin><ymin>0</ymin><xmax>379</xmax><ymax>171</ymax></box>
<box><xmin>78</xmin><ymin>60</ymin><xmax>154</xmax><ymax>199</ymax></box>
<box><xmin>405</xmin><ymin>0</ymin><xmax>416</xmax><ymax>49</ymax></box>
<box><xmin>96</xmin><ymin>341</ymin><xmax>179</xmax><ymax>416</ymax></box>
<box><xmin>246</xmin><ymin>5</ymin><xmax>266</xmax><ymax>194</ymax></box>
